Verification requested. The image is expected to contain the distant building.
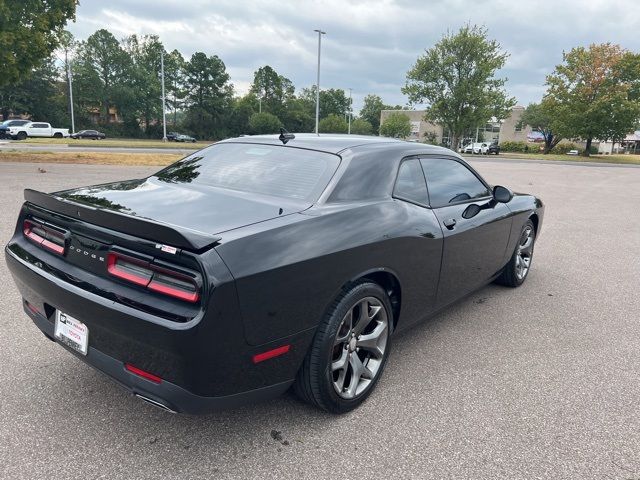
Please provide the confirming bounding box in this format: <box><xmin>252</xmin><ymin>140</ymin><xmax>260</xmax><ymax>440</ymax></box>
<box><xmin>379</xmin><ymin>106</ymin><xmax>531</xmax><ymax>146</ymax></box>
<box><xmin>87</xmin><ymin>106</ymin><xmax>120</xmax><ymax>124</ymax></box>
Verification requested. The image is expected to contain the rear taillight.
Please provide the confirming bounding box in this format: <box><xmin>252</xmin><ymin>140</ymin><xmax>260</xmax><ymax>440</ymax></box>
<box><xmin>106</xmin><ymin>252</ymin><xmax>200</xmax><ymax>303</ymax></box>
<box><xmin>23</xmin><ymin>219</ymin><xmax>66</xmax><ymax>255</ymax></box>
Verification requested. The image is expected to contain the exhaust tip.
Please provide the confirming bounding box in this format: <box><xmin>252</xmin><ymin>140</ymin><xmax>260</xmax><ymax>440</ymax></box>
<box><xmin>134</xmin><ymin>393</ymin><xmax>177</xmax><ymax>413</ymax></box>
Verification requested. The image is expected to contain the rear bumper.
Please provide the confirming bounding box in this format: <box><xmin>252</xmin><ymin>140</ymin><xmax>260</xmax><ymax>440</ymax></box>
<box><xmin>5</xmin><ymin>241</ymin><xmax>312</xmax><ymax>413</ymax></box>
<box><xmin>25</xmin><ymin>304</ymin><xmax>292</xmax><ymax>413</ymax></box>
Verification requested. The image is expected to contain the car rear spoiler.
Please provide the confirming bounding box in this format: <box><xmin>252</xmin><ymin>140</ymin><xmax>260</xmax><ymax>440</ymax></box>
<box><xmin>23</xmin><ymin>189</ymin><xmax>221</xmax><ymax>252</ymax></box>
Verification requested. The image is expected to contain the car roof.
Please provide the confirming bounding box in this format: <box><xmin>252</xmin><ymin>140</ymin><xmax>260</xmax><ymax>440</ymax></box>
<box><xmin>219</xmin><ymin>133</ymin><xmax>449</xmax><ymax>155</ymax></box>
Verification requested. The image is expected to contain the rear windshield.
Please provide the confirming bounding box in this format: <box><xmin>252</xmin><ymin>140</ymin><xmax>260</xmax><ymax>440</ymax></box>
<box><xmin>154</xmin><ymin>143</ymin><xmax>340</xmax><ymax>201</ymax></box>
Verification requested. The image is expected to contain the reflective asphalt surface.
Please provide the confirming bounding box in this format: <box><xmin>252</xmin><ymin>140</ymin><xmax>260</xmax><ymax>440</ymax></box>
<box><xmin>0</xmin><ymin>159</ymin><xmax>638</xmax><ymax>479</ymax></box>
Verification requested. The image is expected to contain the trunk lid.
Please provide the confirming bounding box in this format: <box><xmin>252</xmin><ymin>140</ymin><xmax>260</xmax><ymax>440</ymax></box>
<box><xmin>52</xmin><ymin>177</ymin><xmax>308</xmax><ymax>238</ymax></box>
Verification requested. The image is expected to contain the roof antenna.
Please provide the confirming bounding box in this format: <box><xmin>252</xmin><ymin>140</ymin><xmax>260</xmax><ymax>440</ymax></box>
<box><xmin>279</xmin><ymin>128</ymin><xmax>295</xmax><ymax>145</ymax></box>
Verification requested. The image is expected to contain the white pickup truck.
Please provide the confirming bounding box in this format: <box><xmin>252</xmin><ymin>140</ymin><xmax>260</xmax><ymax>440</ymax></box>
<box><xmin>8</xmin><ymin>122</ymin><xmax>70</xmax><ymax>140</ymax></box>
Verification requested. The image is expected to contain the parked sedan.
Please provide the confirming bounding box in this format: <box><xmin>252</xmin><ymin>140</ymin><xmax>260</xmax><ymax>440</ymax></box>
<box><xmin>5</xmin><ymin>134</ymin><xmax>543</xmax><ymax>414</ymax></box>
<box><xmin>70</xmin><ymin>130</ymin><xmax>106</xmax><ymax>140</ymax></box>
<box><xmin>175</xmin><ymin>134</ymin><xmax>196</xmax><ymax>143</ymax></box>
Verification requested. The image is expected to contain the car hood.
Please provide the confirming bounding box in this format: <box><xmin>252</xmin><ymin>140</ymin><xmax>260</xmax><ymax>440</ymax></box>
<box><xmin>53</xmin><ymin>177</ymin><xmax>308</xmax><ymax>235</ymax></box>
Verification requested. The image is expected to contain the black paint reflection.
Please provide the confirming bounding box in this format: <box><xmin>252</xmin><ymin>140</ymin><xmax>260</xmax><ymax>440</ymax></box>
<box><xmin>156</xmin><ymin>157</ymin><xmax>203</xmax><ymax>184</ymax></box>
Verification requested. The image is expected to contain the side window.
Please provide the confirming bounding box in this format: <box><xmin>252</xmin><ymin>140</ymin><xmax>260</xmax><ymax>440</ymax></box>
<box><xmin>420</xmin><ymin>158</ymin><xmax>490</xmax><ymax>208</ymax></box>
<box><xmin>393</xmin><ymin>158</ymin><xmax>428</xmax><ymax>205</ymax></box>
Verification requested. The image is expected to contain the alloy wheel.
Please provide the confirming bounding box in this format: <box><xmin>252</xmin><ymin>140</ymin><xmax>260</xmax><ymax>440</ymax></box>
<box><xmin>515</xmin><ymin>225</ymin><xmax>534</xmax><ymax>280</ymax></box>
<box><xmin>331</xmin><ymin>296</ymin><xmax>389</xmax><ymax>399</ymax></box>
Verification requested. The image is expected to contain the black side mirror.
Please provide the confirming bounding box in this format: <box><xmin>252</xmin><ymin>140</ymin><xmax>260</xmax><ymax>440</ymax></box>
<box><xmin>493</xmin><ymin>185</ymin><xmax>513</xmax><ymax>203</ymax></box>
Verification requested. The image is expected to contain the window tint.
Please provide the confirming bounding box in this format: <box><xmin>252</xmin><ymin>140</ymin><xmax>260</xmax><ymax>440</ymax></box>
<box><xmin>32</xmin><ymin>123</ymin><xmax>48</xmax><ymax>128</ymax></box>
<box><xmin>393</xmin><ymin>158</ymin><xmax>428</xmax><ymax>205</ymax></box>
<box><xmin>420</xmin><ymin>158</ymin><xmax>490</xmax><ymax>207</ymax></box>
<box><xmin>155</xmin><ymin>143</ymin><xmax>340</xmax><ymax>202</ymax></box>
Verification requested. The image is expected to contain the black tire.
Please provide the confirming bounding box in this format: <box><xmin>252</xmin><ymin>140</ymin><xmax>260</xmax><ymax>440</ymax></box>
<box><xmin>16</xmin><ymin>131</ymin><xmax>27</xmax><ymax>140</ymax></box>
<box><xmin>53</xmin><ymin>132</ymin><xmax>63</xmax><ymax>138</ymax></box>
<box><xmin>294</xmin><ymin>281</ymin><xmax>393</xmax><ymax>413</ymax></box>
<box><xmin>495</xmin><ymin>219</ymin><xmax>536</xmax><ymax>287</ymax></box>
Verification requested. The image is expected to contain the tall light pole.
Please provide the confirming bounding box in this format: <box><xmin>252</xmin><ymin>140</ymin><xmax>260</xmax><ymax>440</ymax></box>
<box><xmin>314</xmin><ymin>29</ymin><xmax>326</xmax><ymax>135</ymax></box>
<box><xmin>66</xmin><ymin>53</ymin><xmax>75</xmax><ymax>135</ymax></box>
<box><xmin>348</xmin><ymin>87</ymin><xmax>352</xmax><ymax>134</ymax></box>
<box><xmin>161</xmin><ymin>50</ymin><xmax>167</xmax><ymax>142</ymax></box>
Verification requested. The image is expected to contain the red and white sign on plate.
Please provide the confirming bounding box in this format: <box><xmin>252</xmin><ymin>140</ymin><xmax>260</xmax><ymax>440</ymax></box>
<box><xmin>54</xmin><ymin>310</ymin><xmax>89</xmax><ymax>355</ymax></box>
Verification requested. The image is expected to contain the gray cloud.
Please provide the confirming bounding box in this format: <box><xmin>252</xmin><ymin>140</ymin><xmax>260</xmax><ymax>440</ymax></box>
<box><xmin>68</xmin><ymin>0</ymin><xmax>640</xmax><ymax>113</ymax></box>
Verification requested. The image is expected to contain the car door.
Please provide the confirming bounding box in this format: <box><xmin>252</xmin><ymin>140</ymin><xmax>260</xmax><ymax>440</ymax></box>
<box><xmin>29</xmin><ymin>123</ymin><xmax>48</xmax><ymax>137</ymax></box>
<box><xmin>392</xmin><ymin>158</ymin><xmax>443</xmax><ymax>321</ymax></box>
<box><xmin>420</xmin><ymin>156</ymin><xmax>512</xmax><ymax>307</ymax></box>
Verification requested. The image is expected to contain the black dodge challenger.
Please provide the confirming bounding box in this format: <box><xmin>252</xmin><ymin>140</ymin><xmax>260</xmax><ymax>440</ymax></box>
<box><xmin>5</xmin><ymin>134</ymin><xmax>543</xmax><ymax>414</ymax></box>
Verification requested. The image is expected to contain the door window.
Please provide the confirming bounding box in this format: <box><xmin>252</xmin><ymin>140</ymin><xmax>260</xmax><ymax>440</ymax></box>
<box><xmin>420</xmin><ymin>158</ymin><xmax>490</xmax><ymax>207</ymax></box>
<box><xmin>393</xmin><ymin>158</ymin><xmax>428</xmax><ymax>205</ymax></box>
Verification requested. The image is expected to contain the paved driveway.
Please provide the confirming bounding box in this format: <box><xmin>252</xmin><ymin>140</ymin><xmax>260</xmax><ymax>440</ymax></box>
<box><xmin>0</xmin><ymin>160</ymin><xmax>638</xmax><ymax>479</ymax></box>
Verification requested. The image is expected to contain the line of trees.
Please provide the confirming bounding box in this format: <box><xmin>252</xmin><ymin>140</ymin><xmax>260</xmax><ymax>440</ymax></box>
<box><xmin>397</xmin><ymin>23</ymin><xmax>640</xmax><ymax>156</ymax></box>
<box><xmin>1</xmin><ymin>27</ymin><xmax>409</xmax><ymax>139</ymax></box>
<box><xmin>4</xmin><ymin>9</ymin><xmax>638</xmax><ymax>153</ymax></box>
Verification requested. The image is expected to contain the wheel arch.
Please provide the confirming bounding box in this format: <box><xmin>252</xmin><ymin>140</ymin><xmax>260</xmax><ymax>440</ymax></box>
<box><xmin>347</xmin><ymin>268</ymin><xmax>402</xmax><ymax>330</ymax></box>
<box><xmin>529</xmin><ymin>212</ymin><xmax>539</xmax><ymax>233</ymax></box>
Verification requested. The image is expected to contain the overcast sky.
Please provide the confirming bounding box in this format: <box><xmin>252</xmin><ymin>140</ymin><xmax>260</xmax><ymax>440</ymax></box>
<box><xmin>68</xmin><ymin>0</ymin><xmax>640</xmax><ymax>114</ymax></box>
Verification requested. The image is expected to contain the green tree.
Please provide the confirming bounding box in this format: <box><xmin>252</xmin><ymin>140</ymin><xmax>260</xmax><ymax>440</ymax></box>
<box><xmin>521</xmin><ymin>101</ymin><xmax>566</xmax><ymax>154</ymax></box>
<box><xmin>319</xmin><ymin>113</ymin><xmax>348</xmax><ymax>133</ymax></box>
<box><xmin>122</xmin><ymin>34</ymin><xmax>165</xmax><ymax>133</ymax></box>
<box><xmin>545</xmin><ymin>43</ymin><xmax>640</xmax><ymax>156</ymax></box>
<box><xmin>282</xmin><ymin>97</ymin><xmax>315</xmax><ymax>132</ymax></box>
<box><xmin>164</xmin><ymin>49</ymin><xmax>186</xmax><ymax>128</ymax></box>
<box><xmin>350</xmin><ymin>118</ymin><xmax>373</xmax><ymax>135</ymax></box>
<box><xmin>403</xmin><ymin>24</ymin><xmax>515</xmax><ymax>151</ymax></box>
<box><xmin>250</xmin><ymin>65</ymin><xmax>294</xmax><ymax>117</ymax></box>
<box><xmin>248</xmin><ymin>112</ymin><xmax>283</xmax><ymax>134</ymax></box>
<box><xmin>183</xmin><ymin>52</ymin><xmax>233</xmax><ymax>139</ymax></box>
<box><xmin>0</xmin><ymin>56</ymin><xmax>67</xmax><ymax>123</ymax></box>
<box><xmin>0</xmin><ymin>0</ymin><xmax>77</xmax><ymax>87</ymax></box>
<box><xmin>300</xmin><ymin>87</ymin><xmax>350</xmax><ymax>119</ymax></box>
<box><xmin>379</xmin><ymin>112</ymin><xmax>411</xmax><ymax>138</ymax></box>
<box><xmin>359</xmin><ymin>94</ymin><xmax>390</xmax><ymax>133</ymax></box>
<box><xmin>73</xmin><ymin>29</ymin><xmax>130</xmax><ymax>124</ymax></box>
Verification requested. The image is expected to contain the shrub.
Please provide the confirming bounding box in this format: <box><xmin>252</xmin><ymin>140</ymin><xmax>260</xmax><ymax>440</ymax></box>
<box><xmin>500</xmin><ymin>141</ymin><xmax>528</xmax><ymax>152</ymax></box>
<box><xmin>553</xmin><ymin>142</ymin><xmax>579</xmax><ymax>154</ymax></box>
<box><xmin>379</xmin><ymin>112</ymin><xmax>411</xmax><ymax>138</ymax></box>
<box><xmin>350</xmin><ymin>118</ymin><xmax>373</xmax><ymax>135</ymax></box>
<box><xmin>248</xmin><ymin>112</ymin><xmax>283</xmax><ymax>134</ymax></box>
<box><xmin>319</xmin><ymin>114</ymin><xmax>348</xmax><ymax>133</ymax></box>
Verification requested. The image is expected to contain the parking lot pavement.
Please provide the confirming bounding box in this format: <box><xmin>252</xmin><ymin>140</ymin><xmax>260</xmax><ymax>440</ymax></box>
<box><xmin>1</xmin><ymin>160</ymin><xmax>639</xmax><ymax>479</ymax></box>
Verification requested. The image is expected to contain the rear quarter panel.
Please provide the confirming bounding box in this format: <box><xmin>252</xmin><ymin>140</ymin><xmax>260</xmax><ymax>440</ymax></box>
<box><xmin>215</xmin><ymin>200</ymin><xmax>444</xmax><ymax>346</ymax></box>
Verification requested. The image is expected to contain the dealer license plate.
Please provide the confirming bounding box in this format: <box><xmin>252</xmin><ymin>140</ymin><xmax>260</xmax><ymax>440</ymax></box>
<box><xmin>54</xmin><ymin>310</ymin><xmax>89</xmax><ymax>355</ymax></box>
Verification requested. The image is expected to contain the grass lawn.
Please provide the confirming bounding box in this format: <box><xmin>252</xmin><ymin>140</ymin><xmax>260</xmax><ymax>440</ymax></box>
<box><xmin>19</xmin><ymin>137</ymin><xmax>205</xmax><ymax>149</ymax></box>
<box><xmin>0</xmin><ymin>151</ymin><xmax>182</xmax><ymax>166</ymax></box>
<box><xmin>493</xmin><ymin>152</ymin><xmax>640</xmax><ymax>165</ymax></box>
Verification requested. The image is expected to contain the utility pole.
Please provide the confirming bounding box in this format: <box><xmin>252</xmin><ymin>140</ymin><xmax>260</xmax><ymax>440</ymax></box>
<box><xmin>259</xmin><ymin>97</ymin><xmax>262</xmax><ymax>113</ymax></box>
<box><xmin>161</xmin><ymin>50</ymin><xmax>167</xmax><ymax>142</ymax></box>
<box><xmin>65</xmin><ymin>50</ymin><xmax>75</xmax><ymax>134</ymax></box>
<box><xmin>314</xmin><ymin>29</ymin><xmax>326</xmax><ymax>135</ymax></box>
<box><xmin>348</xmin><ymin>88</ymin><xmax>352</xmax><ymax>134</ymax></box>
